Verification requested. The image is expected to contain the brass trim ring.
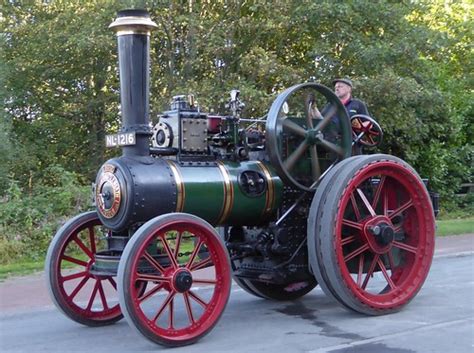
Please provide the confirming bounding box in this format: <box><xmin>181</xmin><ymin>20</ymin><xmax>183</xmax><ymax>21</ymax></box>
<box><xmin>256</xmin><ymin>162</ymin><xmax>275</xmax><ymax>216</ymax></box>
<box><xmin>217</xmin><ymin>161</ymin><xmax>234</xmax><ymax>224</ymax></box>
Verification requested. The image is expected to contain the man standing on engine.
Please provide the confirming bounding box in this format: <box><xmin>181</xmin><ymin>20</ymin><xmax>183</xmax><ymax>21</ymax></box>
<box><xmin>332</xmin><ymin>78</ymin><xmax>369</xmax><ymax>117</ymax></box>
<box><xmin>308</xmin><ymin>78</ymin><xmax>369</xmax><ymax>119</ymax></box>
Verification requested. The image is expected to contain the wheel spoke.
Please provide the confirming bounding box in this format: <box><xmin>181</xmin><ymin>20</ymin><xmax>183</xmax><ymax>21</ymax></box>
<box><xmin>283</xmin><ymin>141</ymin><xmax>309</xmax><ymax>172</ymax></box>
<box><xmin>342</xmin><ymin>219</ymin><xmax>363</xmax><ymax>230</ymax></box>
<box><xmin>371</xmin><ymin>176</ymin><xmax>386</xmax><ymax>211</ymax></box>
<box><xmin>282</xmin><ymin>118</ymin><xmax>307</xmax><ymax>137</ymax></box>
<box><xmin>61</xmin><ymin>255</ymin><xmax>88</xmax><ymax>267</ymax></box>
<box><xmin>61</xmin><ymin>271</ymin><xmax>88</xmax><ymax>282</ymax></box>
<box><xmin>168</xmin><ymin>297</ymin><xmax>174</xmax><ymax>329</ymax></box>
<box><xmin>341</xmin><ymin>235</ymin><xmax>357</xmax><ymax>246</ymax></box>
<box><xmin>190</xmin><ymin>257</ymin><xmax>213</xmax><ymax>271</ymax></box>
<box><xmin>383</xmin><ymin>188</ymin><xmax>389</xmax><ymax>216</ymax></box>
<box><xmin>160</xmin><ymin>236</ymin><xmax>178</xmax><ymax>269</ymax></box>
<box><xmin>192</xmin><ymin>278</ymin><xmax>217</xmax><ymax>285</ymax></box>
<box><xmin>356</xmin><ymin>188</ymin><xmax>376</xmax><ymax>217</ymax></box>
<box><xmin>186</xmin><ymin>240</ymin><xmax>203</xmax><ymax>269</ymax></box>
<box><xmin>136</xmin><ymin>273</ymin><xmax>171</xmax><ymax>283</ymax></box>
<box><xmin>344</xmin><ymin>243</ymin><xmax>370</xmax><ymax>263</ymax></box>
<box><xmin>188</xmin><ymin>290</ymin><xmax>208</xmax><ymax>308</ymax></box>
<box><xmin>152</xmin><ymin>290</ymin><xmax>176</xmax><ymax>323</ymax></box>
<box><xmin>350</xmin><ymin>194</ymin><xmax>362</xmax><ymax>221</ymax></box>
<box><xmin>86</xmin><ymin>280</ymin><xmax>99</xmax><ymax>312</ymax></box>
<box><xmin>173</xmin><ymin>231</ymin><xmax>182</xmax><ymax>259</ymax></box>
<box><xmin>143</xmin><ymin>251</ymin><xmax>166</xmax><ymax>273</ymax></box>
<box><xmin>316</xmin><ymin>138</ymin><xmax>345</xmax><ymax>156</ymax></box>
<box><xmin>309</xmin><ymin>145</ymin><xmax>321</xmax><ymax>181</ymax></box>
<box><xmin>392</xmin><ymin>241</ymin><xmax>418</xmax><ymax>254</ymax></box>
<box><xmin>138</xmin><ymin>282</ymin><xmax>166</xmax><ymax>303</ymax></box>
<box><xmin>97</xmin><ymin>280</ymin><xmax>109</xmax><ymax>310</ymax></box>
<box><xmin>68</xmin><ymin>275</ymin><xmax>89</xmax><ymax>300</ymax></box>
<box><xmin>314</xmin><ymin>104</ymin><xmax>337</xmax><ymax>132</ymax></box>
<box><xmin>73</xmin><ymin>236</ymin><xmax>94</xmax><ymax>259</ymax></box>
<box><xmin>377</xmin><ymin>258</ymin><xmax>396</xmax><ymax>290</ymax></box>
<box><xmin>386</xmin><ymin>251</ymin><xmax>396</xmax><ymax>271</ymax></box>
<box><xmin>357</xmin><ymin>253</ymin><xmax>365</xmax><ymax>287</ymax></box>
<box><xmin>108</xmin><ymin>277</ymin><xmax>117</xmax><ymax>290</ymax></box>
<box><xmin>88</xmin><ymin>227</ymin><xmax>96</xmax><ymax>254</ymax></box>
<box><xmin>305</xmin><ymin>103</ymin><xmax>314</xmax><ymax>129</ymax></box>
<box><xmin>389</xmin><ymin>199</ymin><xmax>414</xmax><ymax>219</ymax></box>
<box><xmin>362</xmin><ymin>254</ymin><xmax>380</xmax><ymax>290</ymax></box>
<box><xmin>183</xmin><ymin>292</ymin><xmax>195</xmax><ymax>324</ymax></box>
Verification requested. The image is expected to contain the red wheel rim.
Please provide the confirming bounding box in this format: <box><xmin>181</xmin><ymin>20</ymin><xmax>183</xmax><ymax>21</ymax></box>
<box><xmin>128</xmin><ymin>219</ymin><xmax>231</xmax><ymax>343</ymax></box>
<box><xmin>56</xmin><ymin>218</ymin><xmax>121</xmax><ymax>321</ymax></box>
<box><xmin>334</xmin><ymin>160</ymin><xmax>435</xmax><ymax>309</ymax></box>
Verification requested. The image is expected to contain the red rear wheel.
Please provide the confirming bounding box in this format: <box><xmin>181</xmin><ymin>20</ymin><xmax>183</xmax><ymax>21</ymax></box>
<box><xmin>45</xmin><ymin>211</ymin><xmax>122</xmax><ymax>326</ymax></box>
<box><xmin>118</xmin><ymin>213</ymin><xmax>231</xmax><ymax>347</ymax></box>
<box><xmin>311</xmin><ymin>155</ymin><xmax>435</xmax><ymax>315</ymax></box>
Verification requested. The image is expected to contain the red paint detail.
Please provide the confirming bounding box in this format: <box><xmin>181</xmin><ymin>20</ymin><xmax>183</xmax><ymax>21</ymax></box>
<box><xmin>334</xmin><ymin>160</ymin><xmax>435</xmax><ymax>310</ymax></box>
<box><xmin>55</xmin><ymin>217</ymin><xmax>121</xmax><ymax>321</ymax></box>
<box><xmin>128</xmin><ymin>219</ymin><xmax>231</xmax><ymax>343</ymax></box>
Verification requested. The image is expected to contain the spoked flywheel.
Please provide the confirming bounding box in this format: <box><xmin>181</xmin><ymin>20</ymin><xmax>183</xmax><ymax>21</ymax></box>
<box><xmin>117</xmin><ymin>213</ymin><xmax>231</xmax><ymax>347</ymax></box>
<box><xmin>266</xmin><ymin>82</ymin><xmax>352</xmax><ymax>191</ymax></box>
<box><xmin>308</xmin><ymin>154</ymin><xmax>435</xmax><ymax>315</ymax></box>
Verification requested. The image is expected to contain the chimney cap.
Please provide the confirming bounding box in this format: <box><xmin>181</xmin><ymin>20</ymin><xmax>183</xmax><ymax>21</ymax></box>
<box><xmin>109</xmin><ymin>9</ymin><xmax>158</xmax><ymax>33</ymax></box>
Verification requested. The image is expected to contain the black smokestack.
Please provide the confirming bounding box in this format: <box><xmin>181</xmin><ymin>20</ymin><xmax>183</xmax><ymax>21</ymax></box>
<box><xmin>109</xmin><ymin>9</ymin><xmax>157</xmax><ymax>157</ymax></box>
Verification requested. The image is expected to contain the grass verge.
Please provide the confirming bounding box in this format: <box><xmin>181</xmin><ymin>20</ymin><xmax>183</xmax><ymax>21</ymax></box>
<box><xmin>0</xmin><ymin>260</ymin><xmax>44</xmax><ymax>281</ymax></box>
<box><xmin>436</xmin><ymin>218</ymin><xmax>474</xmax><ymax>236</ymax></box>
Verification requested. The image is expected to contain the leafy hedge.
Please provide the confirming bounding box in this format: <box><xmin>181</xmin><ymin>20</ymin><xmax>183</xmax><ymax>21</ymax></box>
<box><xmin>0</xmin><ymin>165</ymin><xmax>91</xmax><ymax>264</ymax></box>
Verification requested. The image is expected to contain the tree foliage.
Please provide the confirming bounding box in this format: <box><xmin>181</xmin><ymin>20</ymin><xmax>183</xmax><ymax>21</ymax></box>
<box><xmin>0</xmin><ymin>0</ymin><xmax>472</xmax><ymax>260</ymax></box>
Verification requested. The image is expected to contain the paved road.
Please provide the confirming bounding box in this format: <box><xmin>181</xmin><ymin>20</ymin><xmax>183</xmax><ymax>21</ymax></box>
<box><xmin>1</xmin><ymin>235</ymin><xmax>473</xmax><ymax>353</ymax></box>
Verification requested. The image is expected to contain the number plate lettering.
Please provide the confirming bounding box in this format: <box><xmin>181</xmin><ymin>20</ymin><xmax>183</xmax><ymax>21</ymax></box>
<box><xmin>105</xmin><ymin>132</ymin><xmax>136</xmax><ymax>147</ymax></box>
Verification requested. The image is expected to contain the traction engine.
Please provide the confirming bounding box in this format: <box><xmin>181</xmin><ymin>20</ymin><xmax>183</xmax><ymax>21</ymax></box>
<box><xmin>46</xmin><ymin>9</ymin><xmax>437</xmax><ymax>347</ymax></box>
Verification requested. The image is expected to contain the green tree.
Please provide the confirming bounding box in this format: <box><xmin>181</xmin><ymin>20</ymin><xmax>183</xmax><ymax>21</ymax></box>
<box><xmin>1</xmin><ymin>0</ymin><xmax>472</xmax><ymax>201</ymax></box>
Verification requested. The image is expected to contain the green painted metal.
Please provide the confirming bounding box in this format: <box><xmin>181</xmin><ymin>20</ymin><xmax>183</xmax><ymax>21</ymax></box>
<box><xmin>176</xmin><ymin>161</ymin><xmax>283</xmax><ymax>226</ymax></box>
<box><xmin>179</xmin><ymin>165</ymin><xmax>225</xmax><ymax>224</ymax></box>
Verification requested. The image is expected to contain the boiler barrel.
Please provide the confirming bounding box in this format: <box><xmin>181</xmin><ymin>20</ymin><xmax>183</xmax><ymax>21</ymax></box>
<box><xmin>167</xmin><ymin>160</ymin><xmax>283</xmax><ymax>226</ymax></box>
<box><xmin>95</xmin><ymin>157</ymin><xmax>283</xmax><ymax>230</ymax></box>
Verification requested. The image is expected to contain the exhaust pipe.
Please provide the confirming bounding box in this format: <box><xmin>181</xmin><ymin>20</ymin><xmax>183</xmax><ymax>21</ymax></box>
<box><xmin>109</xmin><ymin>9</ymin><xmax>157</xmax><ymax>157</ymax></box>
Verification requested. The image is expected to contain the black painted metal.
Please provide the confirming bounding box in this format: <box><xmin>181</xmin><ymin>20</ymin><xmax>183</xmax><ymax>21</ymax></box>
<box><xmin>114</xmin><ymin>10</ymin><xmax>153</xmax><ymax>157</ymax></box>
<box><xmin>95</xmin><ymin>157</ymin><xmax>177</xmax><ymax>231</ymax></box>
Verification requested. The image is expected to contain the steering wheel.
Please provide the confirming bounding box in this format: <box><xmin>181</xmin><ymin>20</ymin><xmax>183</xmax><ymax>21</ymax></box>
<box><xmin>265</xmin><ymin>83</ymin><xmax>352</xmax><ymax>191</ymax></box>
<box><xmin>350</xmin><ymin>114</ymin><xmax>383</xmax><ymax>147</ymax></box>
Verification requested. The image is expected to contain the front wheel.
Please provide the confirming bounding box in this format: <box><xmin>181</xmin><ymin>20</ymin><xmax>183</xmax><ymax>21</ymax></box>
<box><xmin>45</xmin><ymin>211</ymin><xmax>123</xmax><ymax>326</ymax></box>
<box><xmin>118</xmin><ymin>213</ymin><xmax>232</xmax><ymax>347</ymax></box>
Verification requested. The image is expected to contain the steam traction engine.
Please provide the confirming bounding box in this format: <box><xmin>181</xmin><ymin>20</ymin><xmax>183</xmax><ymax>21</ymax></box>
<box><xmin>46</xmin><ymin>10</ymin><xmax>437</xmax><ymax>347</ymax></box>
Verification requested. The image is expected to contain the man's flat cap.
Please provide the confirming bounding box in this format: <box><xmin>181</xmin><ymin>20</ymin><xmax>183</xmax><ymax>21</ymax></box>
<box><xmin>332</xmin><ymin>78</ymin><xmax>353</xmax><ymax>88</ymax></box>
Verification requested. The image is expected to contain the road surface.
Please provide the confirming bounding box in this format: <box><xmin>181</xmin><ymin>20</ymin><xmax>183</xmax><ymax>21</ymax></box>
<box><xmin>1</xmin><ymin>234</ymin><xmax>473</xmax><ymax>353</ymax></box>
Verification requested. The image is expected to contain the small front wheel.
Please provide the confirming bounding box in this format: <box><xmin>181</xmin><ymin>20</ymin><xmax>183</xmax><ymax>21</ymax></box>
<box><xmin>45</xmin><ymin>211</ymin><xmax>123</xmax><ymax>326</ymax></box>
<box><xmin>118</xmin><ymin>213</ymin><xmax>232</xmax><ymax>347</ymax></box>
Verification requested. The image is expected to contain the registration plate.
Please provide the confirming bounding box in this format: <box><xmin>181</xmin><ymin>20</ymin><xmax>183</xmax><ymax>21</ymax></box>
<box><xmin>105</xmin><ymin>132</ymin><xmax>136</xmax><ymax>147</ymax></box>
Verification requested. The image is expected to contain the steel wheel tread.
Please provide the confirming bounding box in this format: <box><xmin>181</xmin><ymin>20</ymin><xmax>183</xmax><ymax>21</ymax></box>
<box><xmin>308</xmin><ymin>155</ymin><xmax>367</xmax><ymax>308</ymax></box>
<box><xmin>315</xmin><ymin>154</ymin><xmax>435</xmax><ymax>315</ymax></box>
<box><xmin>117</xmin><ymin>213</ymin><xmax>232</xmax><ymax>347</ymax></box>
<box><xmin>45</xmin><ymin>211</ymin><xmax>123</xmax><ymax>326</ymax></box>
